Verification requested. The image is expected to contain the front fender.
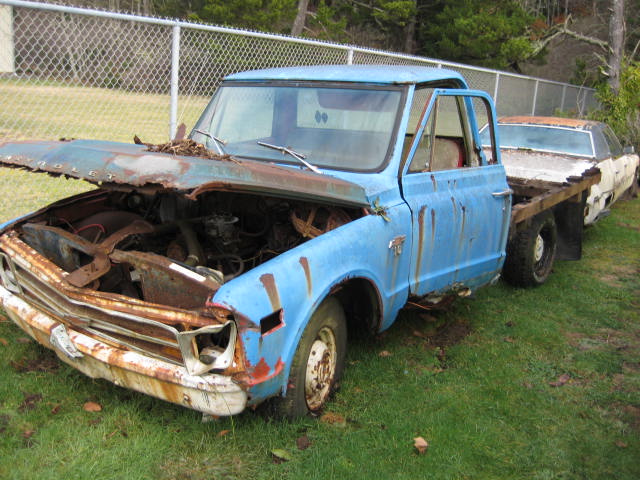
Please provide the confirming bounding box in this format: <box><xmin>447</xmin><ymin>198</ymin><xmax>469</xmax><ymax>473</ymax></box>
<box><xmin>211</xmin><ymin>202</ymin><xmax>413</xmax><ymax>403</ymax></box>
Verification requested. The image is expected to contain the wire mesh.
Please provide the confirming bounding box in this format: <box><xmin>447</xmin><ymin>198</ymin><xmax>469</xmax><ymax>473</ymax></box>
<box><xmin>0</xmin><ymin>1</ymin><xmax>601</xmax><ymax>222</ymax></box>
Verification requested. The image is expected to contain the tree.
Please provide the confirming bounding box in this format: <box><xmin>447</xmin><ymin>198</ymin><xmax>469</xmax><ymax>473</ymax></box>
<box><xmin>418</xmin><ymin>0</ymin><xmax>537</xmax><ymax>70</ymax></box>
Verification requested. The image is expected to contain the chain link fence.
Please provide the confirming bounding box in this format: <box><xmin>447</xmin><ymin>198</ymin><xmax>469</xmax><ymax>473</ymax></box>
<box><xmin>0</xmin><ymin>0</ymin><xmax>599</xmax><ymax>221</ymax></box>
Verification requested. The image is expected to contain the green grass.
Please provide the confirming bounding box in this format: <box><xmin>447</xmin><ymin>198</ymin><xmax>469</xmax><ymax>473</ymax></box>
<box><xmin>0</xmin><ymin>78</ymin><xmax>211</xmax><ymax>223</ymax></box>
<box><xmin>0</xmin><ymin>197</ymin><xmax>638</xmax><ymax>479</ymax></box>
<box><xmin>0</xmin><ymin>78</ymin><xmax>209</xmax><ymax>144</ymax></box>
<box><xmin>1</xmin><ymin>82</ymin><xmax>638</xmax><ymax>478</ymax></box>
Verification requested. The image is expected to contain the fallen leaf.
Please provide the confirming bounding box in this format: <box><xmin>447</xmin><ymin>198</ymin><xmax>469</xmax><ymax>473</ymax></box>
<box><xmin>505</xmin><ymin>320</ymin><xmax>515</xmax><ymax>327</ymax></box>
<box><xmin>320</xmin><ymin>412</ymin><xmax>346</xmax><ymax>426</ymax></box>
<box><xmin>105</xmin><ymin>430</ymin><xmax>119</xmax><ymax>439</ymax></box>
<box><xmin>16</xmin><ymin>337</ymin><xmax>32</xmax><ymax>344</ymax></box>
<box><xmin>50</xmin><ymin>404</ymin><xmax>61</xmax><ymax>415</ymax></box>
<box><xmin>217</xmin><ymin>429</ymin><xmax>231</xmax><ymax>437</ymax></box>
<box><xmin>296</xmin><ymin>434</ymin><xmax>311</xmax><ymax>450</ymax></box>
<box><xmin>412</xmin><ymin>330</ymin><xmax>429</xmax><ymax>339</ymax></box>
<box><xmin>523</xmin><ymin>382</ymin><xmax>534</xmax><ymax>389</ymax></box>
<box><xmin>414</xmin><ymin>436</ymin><xmax>429</xmax><ymax>454</ymax></box>
<box><xmin>88</xmin><ymin>418</ymin><xmax>102</xmax><ymax>426</ymax></box>
<box><xmin>22</xmin><ymin>429</ymin><xmax>36</xmax><ymax>439</ymax></box>
<box><xmin>352</xmin><ymin>387</ymin><xmax>364</xmax><ymax>393</ymax></box>
<box><xmin>549</xmin><ymin>374</ymin><xmax>570</xmax><ymax>387</ymax></box>
<box><xmin>379</xmin><ymin>350</ymin><xmax>392</xmax><ymax>357</ymax></box>
<box><xmin>615</xmin><ymin>440</ymin><xmax>628</xmax><ymax>448</ymax></box>
<box><xmin>83</xmin><ymin>401</ymin><xmax>102</xmax><ymax>412</ymax></box>
<box><xmin>0</xmin><ymin>337</ymin><xmax>8</xmax><ymax>346</ymax></box>
<box><xmin>18</xmin><ymin>393</ymin><xmax>42</xmax><ymax>412</ymax></box>
<box><xmin>503</xmin><ymin>336</ymin><xmax>515</xmax><ymax>343</ymax></box>
<box><xmin>271</xmin><ymin>448</ymin><xmax>292</xmax><ymax>464</ymax></box>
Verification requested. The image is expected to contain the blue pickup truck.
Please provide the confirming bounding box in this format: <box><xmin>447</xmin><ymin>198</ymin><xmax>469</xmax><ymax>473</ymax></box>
<box><xmin>0</xmin><ymin>66</ymin><xmax>599</xmax><ymax>418</ymax></box>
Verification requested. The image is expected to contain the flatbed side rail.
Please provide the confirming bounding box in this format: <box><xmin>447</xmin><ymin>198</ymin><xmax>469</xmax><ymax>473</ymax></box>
<box><xmin>508</xmin><ymin>166</ymin><xmax>601</xmax><ymax>231</ymax></box>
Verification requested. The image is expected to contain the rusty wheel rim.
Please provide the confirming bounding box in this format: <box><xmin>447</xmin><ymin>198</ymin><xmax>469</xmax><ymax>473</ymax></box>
<box><xmin>304</xmin><ymin>326</ymin><xmax>337</xmax><ymax>411</ymax></box>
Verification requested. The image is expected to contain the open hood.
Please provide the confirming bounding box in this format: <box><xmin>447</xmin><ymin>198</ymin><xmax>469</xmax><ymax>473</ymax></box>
<box><xmin>0</xmin><ymin>140</ymin><xmax>370</xmax><ymax>208</ymax></box>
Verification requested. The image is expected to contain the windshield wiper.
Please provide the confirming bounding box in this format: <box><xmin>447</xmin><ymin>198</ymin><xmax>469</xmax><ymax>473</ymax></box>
<box><xmin>193</xmin><ymin>129</ymin><xmax>227</xmax><ymax>155</ymax></box>
<box><xmin>257</xmin><ymin>141</ymin><xmax>322</xmax><ymax>175</ymax></box>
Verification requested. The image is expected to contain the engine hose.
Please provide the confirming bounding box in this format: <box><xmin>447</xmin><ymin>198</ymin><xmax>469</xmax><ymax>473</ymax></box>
<box><xmin>208</xmin><ymin>253</ymin><xmax>245</xmax><ymax>281</ymax></box>
<box><xmin>177</xmin><ymin>220</ymin><xmax>205</xmax><ymax>267</ymax></box>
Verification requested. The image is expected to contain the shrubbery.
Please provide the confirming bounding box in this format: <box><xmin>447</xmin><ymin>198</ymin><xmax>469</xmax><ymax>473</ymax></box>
<box><xmin>591</xmin><ymin>62</ymin><xmax>640</xmax><ymax>150</ymax></box>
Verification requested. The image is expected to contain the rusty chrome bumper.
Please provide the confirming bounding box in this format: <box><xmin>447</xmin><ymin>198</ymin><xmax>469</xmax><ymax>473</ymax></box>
<box><xmin>0</xmin><ymin>285</ymin><xmax>247</xmax><ymax>416</ymax></box>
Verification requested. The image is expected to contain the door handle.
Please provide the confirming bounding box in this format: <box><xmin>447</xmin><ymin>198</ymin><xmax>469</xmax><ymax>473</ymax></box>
<box><xmin>492</xmin><ymin>189</ymin><xmax>513</xmax><ymax>197</ymax></box>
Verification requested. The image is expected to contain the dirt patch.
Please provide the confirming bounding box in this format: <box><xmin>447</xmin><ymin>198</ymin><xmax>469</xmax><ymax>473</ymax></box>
<box><xmin>597</xmin><ymin>263</ymin><xmax>639</xmax><ymax>288</ymax></box>
<box><xmin>622</xmin><ymin>404</ymin><xmax>640</xmax><ymax>431</ymax></box>
<box><xmin>428</xmin><ymin>318</ymin><xmax>472</xmax><ymax>348</ymax></box>
<box><xmin>11</xmin><ymin>351</ymin><xmax>60</xmax><ymax>373</ymax></box>
<box><xmin>18</xmin><ymin>393</ymin><xmax>42</xmax><ymax>413</ymax></box>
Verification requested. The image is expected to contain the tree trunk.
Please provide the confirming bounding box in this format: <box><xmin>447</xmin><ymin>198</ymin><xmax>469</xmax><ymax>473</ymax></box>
<box><xmin>291</xmin><ymin>0</ymin><xmax>310</xmax><ymax>36</ymax></box>
<box><xmin>608</xmin><ymin>0</ymin><xmax>624</xmax><ymax>93</ymax></box>
<box><xmin>403</xmin><ymin>0</ymin><xmax>416</xmax><ymax>54</ymax></box>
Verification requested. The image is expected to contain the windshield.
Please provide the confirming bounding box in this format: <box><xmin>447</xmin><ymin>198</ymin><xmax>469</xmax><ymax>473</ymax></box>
<box><xmin>479</xmin><ymin>124</ymin><xmax>594</xmax><ymax>157</ymax></box>
<box><xmin>191</xmin><ymin>83</ymin><xmax>404</xmax><ymax>172</ymax></box>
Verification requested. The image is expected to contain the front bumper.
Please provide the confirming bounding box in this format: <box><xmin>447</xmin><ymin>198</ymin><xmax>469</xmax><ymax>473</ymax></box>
<box><xmin>0</xmin><ymin>285</ymin><xmax>247</xmax><ymax>416</ymax></box>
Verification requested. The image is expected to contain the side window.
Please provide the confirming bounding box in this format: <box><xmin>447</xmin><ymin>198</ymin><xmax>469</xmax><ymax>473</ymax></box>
<box><xmin>592</xmin><ymin>131</ymin><xmax>610</xmax><ymax>160</ymax></box>
<box><xmin>602</xmin><ymin>126</ymin><xmax>623</xmax><ymax>157</ymax></box>
<box><xmin>408</xmin><ymin>94</ymin><xmax>479</xmax><ymax>173</ymax></box>
<box><xmin>403</xmin><ymin>87</ymin><xmax>434</xmax><ymax>162</ymax></box>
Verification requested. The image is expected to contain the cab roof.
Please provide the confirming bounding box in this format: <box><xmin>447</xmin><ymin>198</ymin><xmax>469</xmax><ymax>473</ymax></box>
<box><xmin>225</xmin><ymin>65</ymin><xmax>467</xmax><ymax>87</ymax></box>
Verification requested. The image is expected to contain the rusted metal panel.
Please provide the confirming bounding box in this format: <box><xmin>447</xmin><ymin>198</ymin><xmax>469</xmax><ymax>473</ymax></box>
<box><xmin>0</xmin><ymin>140</ymin><xmax>370</xmax><ymax>208</ymax></box>
<box><xmin>0</xmin><ymin>284</ymin><xmax>247</xmax><ymax>416</ymax></box>
<box><xmin>499</xmin><ymin>116</ymin><xmax>599</xmax><ymax>129</ymax></box>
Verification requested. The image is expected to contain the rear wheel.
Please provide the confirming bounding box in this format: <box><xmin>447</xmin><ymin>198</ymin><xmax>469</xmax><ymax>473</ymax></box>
<box><xmin>274</xmin><ymin>296</ymin><xmax>347</xmax><ymax>418</ymax></box>
<box><xmin>503</xmin><ymin>211</ymin><xmax>557</xmax><ymax>287</ymax></box>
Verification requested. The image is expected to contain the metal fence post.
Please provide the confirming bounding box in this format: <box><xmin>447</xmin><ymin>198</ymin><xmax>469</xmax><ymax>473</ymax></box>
<box><xmin>0</xmin><ymin>5</ymin><xmax>14</xmax><ymax>73</ymax></box>
<box><xmin>493</xmin><ymin>73</ymin><xmax>500</xmax><ymax>107</ymax></box>
<box><xmin>169</xmin><ymin>24</ymin><xmax>180</xmax><ymax>140</ymax></box>
<box><xmin>560</xmin><ymin>85</ymin><xmax>566</xmax><ymax>112</ymax></box>
<box><xmin>531</xmin><ymin>79</ymin><xmax>539</xmax><ymax>115</ymax></box>
<box><xmin>347</xmin><ymin>48</ymin><xmax>353</xmax><ymax>65</ymax></box>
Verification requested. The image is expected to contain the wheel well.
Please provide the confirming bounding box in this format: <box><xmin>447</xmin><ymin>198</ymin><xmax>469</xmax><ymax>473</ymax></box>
<box><xmin>331</xmin><ymin>278</ymin><xmax>381</xmax><ymax>337</ymax></box>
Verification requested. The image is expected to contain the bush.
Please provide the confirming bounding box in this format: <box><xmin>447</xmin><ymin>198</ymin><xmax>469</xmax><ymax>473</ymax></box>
<box><xmin>591</xmin><ymin>62</ymin><xmax>640</xmax><ymax>150</ymax></box>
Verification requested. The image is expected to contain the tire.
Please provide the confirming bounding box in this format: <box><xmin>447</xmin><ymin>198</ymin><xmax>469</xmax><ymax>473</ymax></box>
<box><xmin>503</xmin><ymin>211</ymin><xmax>557</xmax><ymax>287</ymax></box>
<box><xmin>621</xmin><ymin>167</ymin><xmax>639</xmax><ymax>200</ymax></box>
<box><xmin>274</xmin><ymin>296</ymin><xmax>347</xmax><ymax>419</ymax></box>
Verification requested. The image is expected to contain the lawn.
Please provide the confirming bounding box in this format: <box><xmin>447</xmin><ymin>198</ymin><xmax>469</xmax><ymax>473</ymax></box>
<box><xmin>0</xmin><ymin>80</ymin><xmax>638</xmax><ymax>478</ymax></box>
<box><xmin>0</xmin><ymin>194</ymin><xmax>638</xmax><ymax>479</ymax></box>
<box><xmin>0</xmin><ymin>78</ymin><xmax>209</xmax><ymax>144</ymax></box>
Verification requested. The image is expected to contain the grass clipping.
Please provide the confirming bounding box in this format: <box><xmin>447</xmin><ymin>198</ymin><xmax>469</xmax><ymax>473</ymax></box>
<box><xmin>134</xmin><ymin>135</ymin><xmax>234</xmax><ymax>162</ymax></box>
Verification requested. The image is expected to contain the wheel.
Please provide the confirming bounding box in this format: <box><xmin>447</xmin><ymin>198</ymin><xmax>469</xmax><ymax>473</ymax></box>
<box><xmin>503</xmin><ymin>211</ymin><xmax>557</xmax><ymax>287</ymax></box>
<box><xmin>274</xmin><ymin>296</ymin><xmax>347</xmax><ymax>419</ymax></box>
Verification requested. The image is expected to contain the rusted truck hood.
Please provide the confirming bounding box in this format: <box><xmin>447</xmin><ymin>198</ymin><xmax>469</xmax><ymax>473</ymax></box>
<box><xmin>0</xmin><ymin>140</ymin><xmax>370</xmax><ymax>208</ymax></box>
<box><xmin>500</xmin><ymin>148</ymin><xmax>595</xmax><ymax>183</ymax></box>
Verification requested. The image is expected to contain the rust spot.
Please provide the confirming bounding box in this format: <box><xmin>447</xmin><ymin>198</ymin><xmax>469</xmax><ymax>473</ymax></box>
<box><xmin>499</xmin><ymin>116</ymin><xmax>598</xmax><ymax>129</ymax></box>
<box><xmin>460</xmin><ymin>205</ymin><xmax>466</xmax><ymax>246</ymax></box>
<box><xmin>430</xmin><ymin>208</ymin><xmax>436</xmax><ymax>243</ymax></box>
<box><xmin>259</xmin><ymin>273</ymin><xmax>282</xmax><ymax>311</ymax></box>
<box><xmin>299</xmin><ymin>257</ymin><xmax>312</xmax><ymax>297</ymax></box>
<box><xmin>415</xmin><ymin>206</ymin><xmax>427</xmax><ymax>283</ymax></box>
<box><xmin>246</xmin><ymin>357</ymin><xmax>285</xmax><ymax>386</ymax></box>
<box><xmin>430</xmin><ymin>174</ymin><xmax>437</xmax><ymax>191</ymax></box>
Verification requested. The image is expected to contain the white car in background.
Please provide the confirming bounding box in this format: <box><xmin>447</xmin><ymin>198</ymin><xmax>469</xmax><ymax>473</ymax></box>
<box><xmin>481</xmin><ymin>116</ymin><xmax>639</xmax><ymax>225</ymax></box>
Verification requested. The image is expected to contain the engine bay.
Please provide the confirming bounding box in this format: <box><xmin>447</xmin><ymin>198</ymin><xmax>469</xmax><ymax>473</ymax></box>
<box><xmin>12</xmin><ymin>188</ymin><xmax>361</xmax><ymax>307</ymax></box>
